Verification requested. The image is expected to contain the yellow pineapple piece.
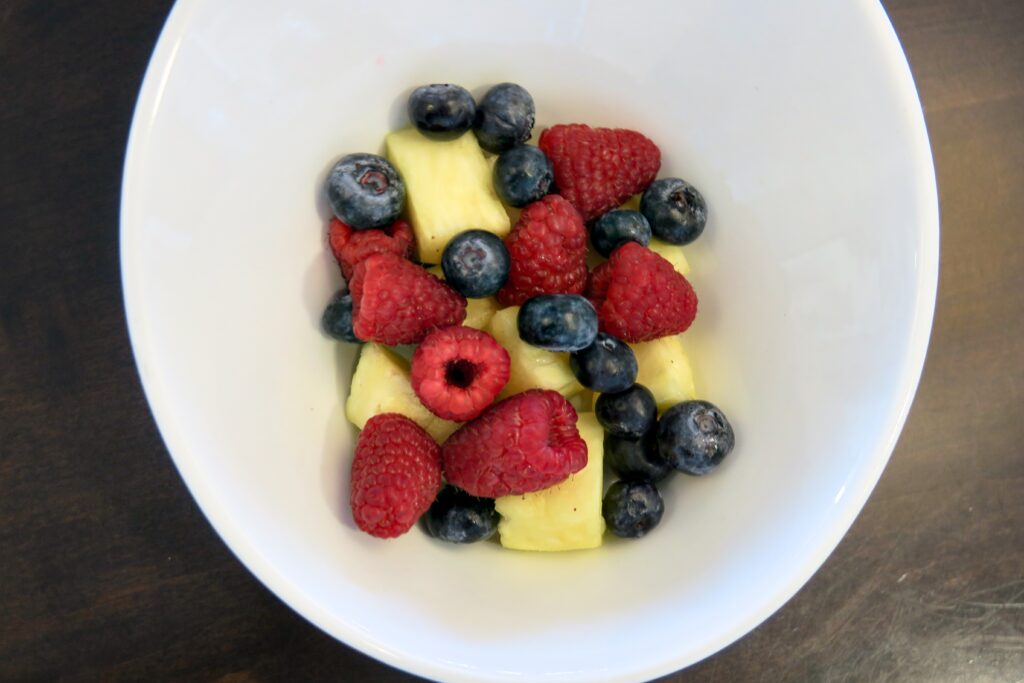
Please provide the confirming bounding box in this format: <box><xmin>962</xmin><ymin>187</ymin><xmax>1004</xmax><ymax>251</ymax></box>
<box><xmin>464</xmin><ymin>297</ymin><xmax>501</xmax><ymax>331</ymax></box>
<box><xmin>427</xmin><ymin>266</ymin><xmax>500</xmax><ymax>331</ymax></box>
<box><xmin>619</xmin><ymin>194</ymin><xmax>642</xmax><ymax>211</ymax></box>
<box><xmin>495</xmin><ymin>412</ymin><xmax>605</xmax><ymax>551</ymax></box>
<box><xmin>573</xmin><ymin>389</ymin><xmax>595</xmax><ymax>414</ymax></box>
<box><xmin>591</xmin><ymin>336</ymin><xmax>698</xmax><ymax>412</ymax></box>
<box><xmin>385</xmin><ymin>128</ymin><xmax>510</xmax><ymax>263</ymax></box>
<box><xmin>648</xmin><ymin>237</ymin><xmax>691</xmax><ymax>276</ymax></box>
<box><xmin>345</xmin><ymin>343</ymin><xmax>459</xmax><ymax>442</ymax></box>
<box><xmin>486</xmin><ymin>306</ymin><xmax>583</xmax><ymax>399</ymax></box>
<box><xmin>629</xmin><ymin>335</ymin><xmax>697</xmax><ymax>412</ymax></box>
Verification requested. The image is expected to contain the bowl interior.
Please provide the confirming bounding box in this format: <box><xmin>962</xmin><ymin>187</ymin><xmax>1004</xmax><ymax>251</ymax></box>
<box><xmin>121</xmin><ymin>1</ymin><xmax>937</xmax><ymax>681</ymax></box>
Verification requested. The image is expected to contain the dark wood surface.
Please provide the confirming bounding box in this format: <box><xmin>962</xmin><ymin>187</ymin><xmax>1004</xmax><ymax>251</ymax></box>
<box><xmin>1</xmin><ymin>1</ymin><xmax>1022</xmax><ymax>681</ymax></box>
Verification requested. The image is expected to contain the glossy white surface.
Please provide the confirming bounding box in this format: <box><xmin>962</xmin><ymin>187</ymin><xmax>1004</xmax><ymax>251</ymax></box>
<box><xmin>121</xmin><ymin>1</ymin><xmax>938</xmax><ymax>681</ymax></box>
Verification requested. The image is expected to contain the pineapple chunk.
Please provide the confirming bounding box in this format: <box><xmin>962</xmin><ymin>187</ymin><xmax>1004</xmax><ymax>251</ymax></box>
<box><xmin>648</xmin><ymin>237</ymin><xmax>691</xmax><ymax>276</ymax></box>
<box><xmin>464</xmin><ymin>297</ymin><xmax>501</xmax><ymax>331</ymax></box>
<box><xmin>385</xmin><ymin>128</ymin><xmax>510</xmax><ymax>263</ymax></box>
<box><xmin>591</xmin><ymin>336</ymin><xmax>697</xmax><ymax>411</ymax></box>
<box><xmin>427</xmin><ymin>265</ymin><xmax>500</xmax><ymax>330</ymax></box>
<box><xmin>620</xmin><ymin>194</ymin><xmax>642</xmax><ymax>211</ymax></box>
<box><xmin>572</xmin><ymin>389</ymin><xmax>595</xmax><ymax>414</ymax></box>
<box><xmin>487</xmin><ymin>306</ymin><xmax>583</xmax><ymax>399</ymax></box>
<box><xmin>629</xmin><ymin>336</ymin><xmax>697</xmax><ymax>412</ymax></box>
<box><xmin>495</xmin><ymin>412</ymin><xmax>605</xmax><ymax>551</ymax></box>
<box><xmin>345</xmin><ymin>343</ymin><xmax>459</xmax><ymax>442</ymax></box>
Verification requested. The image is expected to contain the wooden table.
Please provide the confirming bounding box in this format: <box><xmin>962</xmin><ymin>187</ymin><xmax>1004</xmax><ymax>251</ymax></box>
<box><xmin>1</xmin><ymin>1</ymin><xmax>1021</xmax><ymax>680</ymax></box>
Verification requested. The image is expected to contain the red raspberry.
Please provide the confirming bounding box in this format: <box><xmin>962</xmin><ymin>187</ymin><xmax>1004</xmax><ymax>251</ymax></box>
<box><xmin>539</xmin><ymin>124</ymin><xmax>661</xmax><ymax>222</ymax></box>
<box><xmin>411</xmin><ymin>326</ymin><xmax>510</xmax><ymax>422</ymax></box>
<box><xmin>349</xmin><ymin>253</ymin><xmax>466</xmax><ymax>345</ymax></box>
<box><xmin>350</xmin><ymin>413</ymin><xmax>442</xmax><ymax>538</ymax></box>
<box><xmin>441</xmin><ymin>389</ymin><xmax>588</xmax><ymax>497</ymax></box>
<box><xmin>328</xmin><ymin>218</ymin><xmax>416</xmax><ymax>280</ymax></box>
<box><xmin>586</xmin><ymin>242</ymin><xmax>698</xmax><ymax>343</ymax></box>
<box><xmin>496</xmin><ymin>195</ymin><xmax>588</xmax><ymax>307</ymax></box>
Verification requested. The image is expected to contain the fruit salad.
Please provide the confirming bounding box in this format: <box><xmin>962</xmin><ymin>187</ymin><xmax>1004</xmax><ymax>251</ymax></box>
<box><xmin>320</xmin><ymin>82</ymin><xmax>735</xmax><ymax>549</ymax></box>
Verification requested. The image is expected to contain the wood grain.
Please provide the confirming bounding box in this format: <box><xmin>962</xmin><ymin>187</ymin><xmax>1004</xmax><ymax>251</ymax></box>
<box><xmin>1</xmin><ymin>1</ymin><xmax>1021</xmax><ymax>681</ymax></box>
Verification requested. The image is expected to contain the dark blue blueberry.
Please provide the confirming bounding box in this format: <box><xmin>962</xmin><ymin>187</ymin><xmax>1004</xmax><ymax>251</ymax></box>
<box><xmin>657</xmin><ymin>400</ymin><xmax>735</xmax><ymax>475</ymax></box>
<box><xmin>493</xmin><ymin>145</ymin><xmax>553</xmax><ymax>207</ymax></box>
<box><xmin>422</xmin><ymin>485</ymin><xmax>499</xmax><ymax>544</ymax></box>
<box><xmin>473</xmin><ymin>83</ymin><xmax>535</xmax><ymax>153</ymax></box>
<box><xmin>321</xmin><ymin>290</ymin><xmax>360</xmax><ymax>343</ymax></box>
<box><xmin>570</xmin><ymin>333</ymin><xmax>637</xmax><ymax>393</ymax></box>
<box><xmin>517</xmin><ymin>294</ymin><xmax>598</xmax><ymax>352</ymax></box>
<box><xmin>604</xmin><ymin>432</ymin><xmax>673</xmax><ymax>482</ymax></box>
<box><xmin>326</xmin><ymin>153</ymin><xmax>405</xmax><ymax>230</ymax></box>
<box><xmin>408</xmin><ymin>84</ymin><xmax>476</xmax><ymax>135</ymax></box>
<box><xmin>441</xmin><ymin>230</ymin><xmax>510</xmax><ymax>298</ymax></box>
<box><xmin>590</xmin><ymin>210</ymin><xmax>652</xmax><ymax>257</ymax></box>
<box><xmin>595</xmin><ymin>384</ymin><xmax>657</xmax><ymax>439</ymax></box>
<box><xmin>640</xmin><ymin>177</ymin><xmax>707</xmax><ymax>245</ymax></box>
<box><xmin>602</xmin><ymin>479</ymin><xmax>664</xmax><ymax>538</ymax></box>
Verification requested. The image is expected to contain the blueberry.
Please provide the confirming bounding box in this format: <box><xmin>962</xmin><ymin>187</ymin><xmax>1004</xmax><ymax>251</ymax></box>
<box><xmin>595</xmin><ymin>384</ymin><xmax>657</xmax><ymax>439</ymax></box>
<box><xmin>640</xmin><ymin>178</ymin><xmax>707</xmax><ymax>245</ymax></box>
<box><xmin>517</xmin><ymin>294</ymin><xmax>598</xmax><ymax>352</ymax></box>
<box><xmin>441</xmin><ymin>230</ymin><xmax>510</xmax><ymax>298</ymax></box>
<box><xmin>326</xmin><ymin>153</ymin><xmax>405</xmax><ymax>230</ymax></box>
<box><xmin>602</xmin><ymin>479</ymin><xmax>664</xmax><ymax>538</ymax></box>
<box><xmin>422</xmin><ymin>485</ymin><xmax>499</xmax><ymax>544</ymax></box>
<box><xmin>493</xmin><ymin>145</ymin><xmax>553</xmax><ymax>207</ymax></box>
<box><xmin>605</xmin><ymin>432</ymin><xmax>673</xmax><ymax>482</ymax></box>
<box><xmin>570</xmin><ymin>333</ymin><xmax>637</xmax><ymax>393</ymax></box>
<box><xmin>321</xmin><ymin>290</ymin><xmax>360</xmax><ymax>343</ymax></box>
<box><xmin>590</xmin><ymin>210</ymin><xmax>652</xmax><ymax>258</ymax></box>
<box><xmin>657</xmin><ymin>400</ymin><xmax>735</xmax><ymax>475</ymax></box>
<box><xmin>473</xmin><ymin>83</ymin><xmax>535</xmax><ymax>153</ymax></box>
<box><xmin>408</xmin><ymin>84</ymin><xmax>476</xmax><ymax>135</ymax></box>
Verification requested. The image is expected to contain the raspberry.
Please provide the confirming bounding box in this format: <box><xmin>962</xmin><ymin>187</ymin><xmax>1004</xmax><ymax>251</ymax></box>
<box><xmin>349</xmin><ymin>253</ymin><xmax>466</xmax><ymax>345</ymax></box>
<box><xmin>441</xmin><ymin>389</ymin><xmax>588</xmax><ymax>497</ymax></box>
<box><xmin>328</xmin><ymin>217</ymin><xmax>415</xmax><ymax>280</ymax></box>
<box><xmin>539</xmin><ymin>124</ymin><xmax>661</xmax><ymax>222</ymax></box>
<box><xmin>586</xmin><ymin>242</ymin><xmax>698</xmax><ymax>343</ymax></box>
<box><xmin>496</xmin><ymin>195</ymin><xmax>588</xmax><ymax>306</ymax></box>
<box><xmin>411</xmin><ymin>326</ymin><xmax>510</xmax><ymax>421</ymax></box>
<box><xmin>350</xmin><ymin>413</ymin><xmax>442</xmax><ymax>538</ymax></box>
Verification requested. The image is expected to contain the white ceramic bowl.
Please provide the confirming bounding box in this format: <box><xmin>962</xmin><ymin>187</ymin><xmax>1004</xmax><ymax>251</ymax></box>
<box><xmin>121</xmin><ymin>1</ymin><xmax>938</xmax><ymax>681</ymax></box>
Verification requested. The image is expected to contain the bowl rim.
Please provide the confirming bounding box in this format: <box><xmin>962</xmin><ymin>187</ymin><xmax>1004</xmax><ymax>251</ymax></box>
<box><xmin>119</xmin><ymin>1</ymin><xmax>940</xmax><ymax>680</ymax></box>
